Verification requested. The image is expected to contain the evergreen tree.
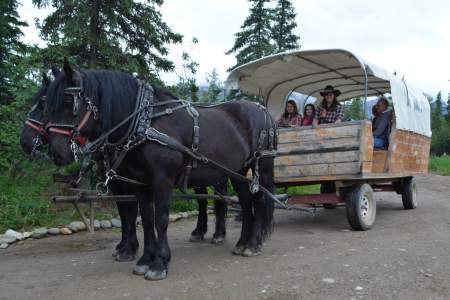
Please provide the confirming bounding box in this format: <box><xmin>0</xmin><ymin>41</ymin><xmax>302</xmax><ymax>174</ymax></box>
<box><xmin>200</xmin><ymin>69</ymin><xmax>223</xmax><ymax>102</ymax></box>
<box><xmin>344</xmin><ymin>98</ymin><xmax>364</xmax><ymax>121</ymax></box>
<box><xmin>447</xmin><ymin>91</ymin><xmax>450</xmax><ymax>124</ymax></box>
<box><xmin>226</xmin><ymin>0</ymin><xmax>275</xmax><ymax>71</ymax></box>
<box><xmin>32</xmin><ymin>0</ymin><xmax>182</xmax><ymax>80</ymax></box>
<box><xmin>272</xmin><ymin>0</ymin><xmax>300</xmax><ymax>52</ymax></box>
<box><xmin>0</xmin><ymin>0</ymin><xmax>27</xmax><ymax>104</ymax></box>
<box><xmin>431</xmin><ymin>91</ymin><xmax>443</xmax><ymax>132</ymax></box>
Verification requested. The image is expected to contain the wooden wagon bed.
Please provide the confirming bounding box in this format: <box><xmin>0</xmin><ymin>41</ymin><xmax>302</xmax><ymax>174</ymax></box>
<box><xmin>274</xmin><ymin>121</ymin><xmax>430</xmax><ymax>186</ymax></box>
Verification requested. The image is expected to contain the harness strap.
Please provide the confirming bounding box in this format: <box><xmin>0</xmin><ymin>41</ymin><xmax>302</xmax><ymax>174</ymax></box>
<box><xmin>144</xmin><ymin>127</ymin><xmax>286</xmax><ymax>208</ymax></box>
<box><xmin>26</xmin><ymin>119</ymin><xmax>49</xmax><ymax>141</ymax></box>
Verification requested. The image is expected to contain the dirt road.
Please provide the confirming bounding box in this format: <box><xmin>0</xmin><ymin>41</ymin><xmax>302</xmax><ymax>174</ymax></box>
<box><xmin>1</xmin><ymin>175</ymin><xmax>449</xmax><ymax>300</ymax></box>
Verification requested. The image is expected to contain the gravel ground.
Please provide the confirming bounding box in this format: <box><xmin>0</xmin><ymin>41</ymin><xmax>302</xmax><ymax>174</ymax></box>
<box><xmin>0</xmin><ymin>174</ymin><xmax>449</xmax><ymax>300</ymax></box>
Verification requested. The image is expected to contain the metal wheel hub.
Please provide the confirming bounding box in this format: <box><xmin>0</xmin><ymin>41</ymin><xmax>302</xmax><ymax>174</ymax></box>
<box><xmin>361</xmin><ymin>195</ymin><xmax>370</xmax><ymax>219</ymax></box>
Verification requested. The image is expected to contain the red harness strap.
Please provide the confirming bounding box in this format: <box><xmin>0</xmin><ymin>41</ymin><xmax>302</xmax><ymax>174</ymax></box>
<box><xmin>25</xmin><ymin>120</ymin><xmax>50</xmax><ymax>141</ymax></box>
<box><xmin>48</xmin><ymin>110</ymin><xmax>91</xmax><ymax>146</ymax></box>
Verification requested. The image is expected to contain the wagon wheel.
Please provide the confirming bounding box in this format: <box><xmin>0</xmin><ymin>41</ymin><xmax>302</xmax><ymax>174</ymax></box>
<box><xmin>401</xmin><ymin>177</ymin><xmax>418</xmax><ymax>209</ymax></box>
<box><xmin>320</xmin><ymin>183</ymin><xmax>337</xmax><ymax>209</ymax></box>
<box><xmin>345</xmin><ymin>183</ymin><xmax>376</xmax><ymax>231</ymax></box>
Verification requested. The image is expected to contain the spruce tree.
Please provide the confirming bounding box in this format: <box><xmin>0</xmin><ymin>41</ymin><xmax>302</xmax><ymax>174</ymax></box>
<box><xmin>447</xmin><ymin>91</ymin><xmax>450</xmax><ymax>124</ymax></box>
<box><xmin>272</xmin><ymin>0</ymin><xmax>300</xmax><ymax>52</ymax></box>
<box><xmin>0</xmin><ymin>0</ymin><xmax>27</xmax><ymax>104</ymax></box>
<box><xmin>226</xmin><ymin>0</ymin><xmax>275</xmax><ymax>71</ymax></box>
<box><xmin>344</xmin><ymin>98</ymin><xmax>364</xmax><ymax>121</ymax></box>
<box><xmin>32</xmin><ymin>0</ymin><xmax>182</xmax><ymax>80</ymax></box>
<box><xmin>431</xmin><ymin>91</ymin><xmax>443</xmax><ymax>132</ymax></box>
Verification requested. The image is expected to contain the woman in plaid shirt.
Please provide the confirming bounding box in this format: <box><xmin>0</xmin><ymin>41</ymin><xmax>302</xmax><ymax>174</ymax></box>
<box><xmin>313</xmin><ymin>85</ymin><xmax>344</xmax><ymax>125</ymax></box>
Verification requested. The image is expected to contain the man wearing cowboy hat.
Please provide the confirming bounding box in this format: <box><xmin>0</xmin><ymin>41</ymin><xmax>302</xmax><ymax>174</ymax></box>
<box><xmin>313</xmin><ymin>85</ymin><xmax>344</xmax><ymax>125</ymax></box>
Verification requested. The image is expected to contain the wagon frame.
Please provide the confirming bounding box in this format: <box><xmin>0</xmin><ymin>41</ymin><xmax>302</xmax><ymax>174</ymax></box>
<box><xmin>226</xmin><ymin>49</ymin><xmax>431</xmax><ymax>230</ymax></box>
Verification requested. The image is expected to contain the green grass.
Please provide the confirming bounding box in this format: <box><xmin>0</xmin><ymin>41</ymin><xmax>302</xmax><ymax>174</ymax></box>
<box><xmin>276</xmin><ymin>184</ymin><xmax>320</xmax><ymax>195</ymax></box>
<box><xmin>429</xmin><ymin>155</ymin><xmax>450</xmax><ymax>176</ymax></box>
<box><xmin>0</xmin><ymin>161</ymin><xmax>67</xmax><ymax>232</ymax></box>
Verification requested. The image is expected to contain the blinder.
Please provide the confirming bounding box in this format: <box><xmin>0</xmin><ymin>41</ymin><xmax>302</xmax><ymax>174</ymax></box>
<box><xmin>46</xmin><ymin>81</ymin><xmax>100</xmax><ymax>155</ymax></box>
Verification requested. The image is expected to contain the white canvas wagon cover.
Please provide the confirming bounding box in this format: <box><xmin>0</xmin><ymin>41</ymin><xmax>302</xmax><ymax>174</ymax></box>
<box><xmin>225</xmin><ymin>49</ymin><xmax>431</xmax><ymax>137</ymax></box>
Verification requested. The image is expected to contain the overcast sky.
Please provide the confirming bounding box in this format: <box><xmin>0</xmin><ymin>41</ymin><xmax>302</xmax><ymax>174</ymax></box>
<box><xmin>19</xmin><ymin>0</ymin><xmax>450</xmax><ymax>97</ymax></box>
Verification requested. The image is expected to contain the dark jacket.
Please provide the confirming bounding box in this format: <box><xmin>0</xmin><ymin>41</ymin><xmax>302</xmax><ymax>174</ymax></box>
<box><xmin>372</xmin><ymin>110</ymin><xmax>391</xmax><ymax>141</ymax></box>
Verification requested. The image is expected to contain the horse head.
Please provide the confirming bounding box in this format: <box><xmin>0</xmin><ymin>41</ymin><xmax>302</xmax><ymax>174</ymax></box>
<box><xmin>20</xmin><ymin>67</ymin><xmax>60</xmax><ymax>158</ymax></box>
<box><xmin>46</xmin><ymin>58</ymin><xmax>138</xmax><ymax>165</ymax></box>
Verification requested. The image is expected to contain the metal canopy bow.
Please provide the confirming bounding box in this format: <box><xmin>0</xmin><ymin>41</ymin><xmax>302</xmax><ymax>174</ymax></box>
<box><xmin>225</xmin><ymin>49</ymin><xmax>431</xmax><ymax>137</ymax></box>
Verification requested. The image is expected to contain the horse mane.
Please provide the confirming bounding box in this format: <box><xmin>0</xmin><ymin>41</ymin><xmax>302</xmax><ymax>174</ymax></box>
<box><xmin>152</xmin><ymin>84</ymin><xmax>179</xmax><ymax>102</ymax></box>
<box><xmin>46</xmin><ymin>70</ymin><xmax>137</xmax><ymax>131</ymax></box>
<box><xmin>46</xmin><ymin>68</ymin><xmax>180</xmax><ymax>132</ymax></box>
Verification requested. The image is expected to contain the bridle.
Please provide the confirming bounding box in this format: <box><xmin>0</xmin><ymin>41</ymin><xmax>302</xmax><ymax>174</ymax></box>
<box><xmin>25</xmin><ymin>96</ymin><xmax>50</xmax><ymax>157</ymax></box>
<box><xmin>46</xmin><ymin>85</ymin><xmax>100</xmax><ymax>161</ymax></box>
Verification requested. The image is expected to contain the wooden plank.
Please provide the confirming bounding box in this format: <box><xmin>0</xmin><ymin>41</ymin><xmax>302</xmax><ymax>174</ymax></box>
<box><xmin>277</xmin><ymin>136</ymin><xmax>361</xmax><ymax>154</ymax></box>
<box><xmin>372</xmin><ymin>150</ymin><xmax>387</xmax><ymax>173</ymax></box>
<box><xmin>359</xmin><ymin>121</ymin><xmax>373</xmax><ymax>174</ymax></box>
<box><xmin>275</xmin><ymin>150</ymin><xmax>360</xmax><ymax>167</ymax></box>
<box><xmin>275</xmin><ymin>161</ymin><xmax>360</xmax><ymax>178</ymax></box>
<box><xmin>278</xmin><ymin>125</ymin><xmax>361</xmax><ymax>144</ymax></box>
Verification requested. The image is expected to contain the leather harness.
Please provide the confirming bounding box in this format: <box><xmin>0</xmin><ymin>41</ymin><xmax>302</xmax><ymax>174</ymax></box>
<box><xmin>46</xmin><ymin>80</ymin><xmax>284</xmax><ymax>207</ymax></box>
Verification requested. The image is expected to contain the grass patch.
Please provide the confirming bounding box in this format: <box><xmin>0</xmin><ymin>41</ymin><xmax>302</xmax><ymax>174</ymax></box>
<box><xmin>276</xmin><ymin>184</ymin><xmax>320</xmax><ymax>195</ymax></box>
<box><xmin>0</xmin><ymin>161</ymin><xmax>66</xmax><ymax>232</ymax></box>
<box><xmin>429</xmin><ymin>155</ymin><xmax>450</xmax><ymax>176</ymax></box>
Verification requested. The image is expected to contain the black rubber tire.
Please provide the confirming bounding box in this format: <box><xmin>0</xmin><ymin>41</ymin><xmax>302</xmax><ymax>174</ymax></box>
<box><xmin>345</xmin><ymin>183</ymin><xmax>376</xmax><ymax>231</ymax></box>
<box><xmin>321</xmin><ymin>183</ymin><xmax>337</xmax><ymax>209</ymax></box>
<box><xmin>402</xmin><ymin>177</ymin><xmax>418</xmax><ymax>209</ymax></box>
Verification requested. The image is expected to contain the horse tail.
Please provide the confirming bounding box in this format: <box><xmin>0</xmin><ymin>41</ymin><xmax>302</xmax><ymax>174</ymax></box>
<box><xmin>258</xmin><ymin>157</ymin><xmax>275</xmax><ymax>242</ymax></box>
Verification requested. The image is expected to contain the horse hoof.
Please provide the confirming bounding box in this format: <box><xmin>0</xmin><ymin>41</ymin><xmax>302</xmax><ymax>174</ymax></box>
<box><xmin>144</xmin><ymin>269</ymin><xmax>167</xmax><ymax>281</ymax></box>
<box><xmin>115</xmin><ymin>253</ymin><xmax>136</xmax><ymax>262</ymax></box>
<box><xmin>189</xmin><ymin>234</ymin><xmax>204</xmax><ymax>242</ymax></box>
<box><xmin>133</xmin><ymin>265</ymin><xmax>149</xmax><ymax>276</ymax></box>
<box><xmin>211</xmin><ymin>236</ymin><xmax>225</xmax><ymax>245</ymax></box>
<box><xmin>232</xmin><ymin>245</ymin><xmax>245</xmax><ymax>255</ymax></box>
<box><xmin>242</xmin><ymin>247</ymin><xmax>261</xmax><ymax>257</ymax></box>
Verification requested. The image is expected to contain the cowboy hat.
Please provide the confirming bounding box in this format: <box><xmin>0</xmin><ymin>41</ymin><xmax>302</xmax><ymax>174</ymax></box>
<box><xmin>320</xmin><ymin>85</ymin><xmax>341</xmax><ymax>97</ymax></box>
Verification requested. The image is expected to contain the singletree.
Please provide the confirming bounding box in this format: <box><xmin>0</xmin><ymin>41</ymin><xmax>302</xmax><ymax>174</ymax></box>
<box><xmin>272</xmin><ymin>0</ymin><xmax>300</xmax><ymax>52</ymax></box>
<box><xmin>32</xmin><ymin>0</ymin><xmax>182</xmax><ymax>80</ymax></box>
<box><xmin>226</xmin><ymin>0</ymin><xmax>275</xmax><ymax>71</ymax></box>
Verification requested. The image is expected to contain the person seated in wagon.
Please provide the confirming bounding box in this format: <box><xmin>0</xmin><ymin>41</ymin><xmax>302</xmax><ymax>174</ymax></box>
<box><xmin>276</xmin><ymin>99</ymin><xmax>302</xmax><ymax>127</ymax></box>
<box><xmin>313</xmin><ymin>85</ymin><xmax>344</xmax><ymax>125</ymax></box>
<box><xmin>372</xmin><ymin>96</ymin><xmax>391</xmax><ymax>149</ymax></box>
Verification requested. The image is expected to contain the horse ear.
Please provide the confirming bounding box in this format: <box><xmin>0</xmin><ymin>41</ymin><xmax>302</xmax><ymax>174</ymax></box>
<box><xmin>63</xmin><ymin>57</ymin><xmax>74</xmax><ymax>84</ymax></box>
<box><xmin>51</xmin><ymin>66</ymin><xmax>61</xmax><ymax>77</ymax></box>
<box><xmin>42</xmin><ymin>73</ymin><xmax>50</xmax><ymax>86</ymax></box>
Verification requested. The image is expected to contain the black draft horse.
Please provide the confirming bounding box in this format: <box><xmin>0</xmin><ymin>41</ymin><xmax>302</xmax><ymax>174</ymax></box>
<box><xmin>21</xmin><ymin>71</ymin><xmax>229</xmax><ymax>260</ymax></box>
<box><xmin>45</xmin><ymin>60</ymin><xmax>276</xmax><ymax>281</ymax></box>
<box><xmin>20</xmin><ymin>70</ymin><xmax>59</xmax><ymax>157</ymax></box>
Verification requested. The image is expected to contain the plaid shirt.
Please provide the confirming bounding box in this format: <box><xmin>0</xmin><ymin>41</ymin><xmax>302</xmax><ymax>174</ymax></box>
<box><xmin>277</xmin><ymin>115</ymin><xmax>302</xmax><ymax>127</ymax></box>
<box><xmin>315</xmin><ymin>104</ymin><xmax>344</xmax><ymax>124</ymax></box>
